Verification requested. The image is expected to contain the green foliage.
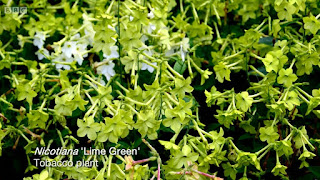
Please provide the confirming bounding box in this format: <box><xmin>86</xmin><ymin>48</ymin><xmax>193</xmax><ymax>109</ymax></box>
<box><xmin>1</xmin><ymin>0</ymin><xmax>320</xmax><ymax>179</ymax></box>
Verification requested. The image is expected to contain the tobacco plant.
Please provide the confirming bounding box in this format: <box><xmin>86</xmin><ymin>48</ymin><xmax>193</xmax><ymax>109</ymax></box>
<box><xmin>0</xmin><ymin>0</ymin><xmax>320</xmax><ymax>179</ymax></box>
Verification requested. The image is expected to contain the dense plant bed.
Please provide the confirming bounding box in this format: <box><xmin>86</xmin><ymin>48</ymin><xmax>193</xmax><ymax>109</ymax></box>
<box><xmin>1</xmin><ymin>0</ymin><xmax>320</xmax><ymax>179</ymax></box>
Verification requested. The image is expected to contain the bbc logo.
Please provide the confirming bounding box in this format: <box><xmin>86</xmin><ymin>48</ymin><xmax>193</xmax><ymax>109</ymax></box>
<box><xmin>4</xmin><ymin>7</ymin><xmax>27</xmax><ymax>14</ymax></box>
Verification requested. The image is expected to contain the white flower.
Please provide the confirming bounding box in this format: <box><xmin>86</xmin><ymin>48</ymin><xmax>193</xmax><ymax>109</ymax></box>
<box><xmin>103</xmin><ymin>46</ymin><xmax>119</xmax><ymax>60</ymax></box>
<box><xmin>53</xmin><ymin>54</ymin><xmax>73</xmax><ymax>70</ymax></box>
<box><xmin>180</xmin><ymin>38</ymin><xmax>189</xmax><ymax>62</ymax></box>
<box><xmin>165</xmin><ymin>48</ymin><xmax>175</xmax><ymax>57</ymax></box>
<box><xmin>33</xmin><ymin>31</ymin><xmax>46</xmax><ymax>49</ymax></box>
<box><xmin>96</xmin><ymin>61</ymin><xmax>116</xmax><ymax>81</ymax></box>
<box><xmin>108</xmin><ymin>25</ymin><xmax>115</xmax><ymax>31</ymax></box>
<box><xmin>82</xmin><ymin>14</ymin><xmax>96</xmax><ymax>45</ymax></box>
<box><xmin>74</xmin><ymin>43</ymin><xmax>88</xmax><ymax>65</ymax></box>
<box><xmin>147</xmin><ymin>23</ymin><xmax>156</xmax><ymax>34</ymax></box>
<box><xmin>148</xmin><ymin>9</ymin><xmax>155</xmax><ymax>19</ymax></box>
<box><xmin>84</xmin><ymin>23</ymin><xmax>95</xmax><ymax>46</ymax></box>
<box><xmin>141</xmin><ymin>62</ymin><xmax>157</xmax><ymax>73</ymax></box>
<box><xmin>180</xmin><ymin>38</ymin><xmax>190</xmax><ymax>51</ymax></box>
<box><xmin>140</xmin><ymin>49</ymin><xmax>156</xmax><ymax>73</ymax></box>
<box><xmin>70</xmin><ymin>33</ymin><xmax>81</xmax><ymax>41</ymax></box>
<box><xmin>61</xmin><ymin>41</ymin><xmax>77</xmax><ymax>58</ymax></box>
<box><xmin>99</xmin><ymin>78</ymin><xmax>106</xmax><ymax>86</ymax></box>
<box><xmin>129</xmin><ymin>16</ymin><xmax>134</xmax><ymax>21</ymax></box>
<box><xmin>35</xmin><ymin>48</ymin><xmax>50</xmax><ymax>60</ymax></box>
<box><xmin>180</xmin><ymin>44</ymin><xmax>187</xmax><ymax>62</ymax></box>
<box><xmin>141</xmin><ymin>35</ymin><xmax>149</xmax><ymax>44</ymax></box>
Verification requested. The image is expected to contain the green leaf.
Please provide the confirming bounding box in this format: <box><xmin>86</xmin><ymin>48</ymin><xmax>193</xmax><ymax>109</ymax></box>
<box><xmin>308</xmin><ymin>166</ymin><xmax>320</xmax><ymax>178</ymax></box>
<box><xmin>173</xmin><ymin>59</ymin><xmax>187</xmax><ymax>75</ymax></box>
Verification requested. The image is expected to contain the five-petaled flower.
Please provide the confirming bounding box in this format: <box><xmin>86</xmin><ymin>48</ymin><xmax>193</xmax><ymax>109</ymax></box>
<box><xmin>33</xmin><ymin>31</ymin><xmax>47</xmax><ymax>49</ymax></box>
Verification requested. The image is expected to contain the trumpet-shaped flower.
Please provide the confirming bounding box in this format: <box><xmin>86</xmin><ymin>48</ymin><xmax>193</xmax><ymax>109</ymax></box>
<box><xmin>33</xmin><ymin>31</ymin><xmax>46</xmax><ymax>49</ymax></box>
<box><xmin>35</xmin><ymin>48</ymin><xmax>50</xmax><ymax>60</ymax></box>
<box><xmin>180</xmin><ymin>38</ymin><xmax>190</xmax><ymax>62</ymax></box>
<box><xmin>103</xmin><ymin>46</ymin><xmax>119</xmax><ymax>60</ymax></box>
<box><xmin>141</xmin><ymin>62</ymin><xmax>157</xmax><ymax>73</ymax></box>
<box><xmin>82</xmin><ymin>14</ymin><xmax>96</xmax><ymax>45</ymax></box>
<box><xmin>61</xmin><ymin>41</ymin><xmax>77</xmax><ymax>58</ymax></box>
<box><xmin>53</xmin><ymin>53</ymin><xmax>73</xmax><ymax>70</ymax></box>
<box><xmin>147</xmin><ymin>23</ymin><xmax>156</xmax><ymax>34</ymax></box>
<box><xmin>140</xmin><ymin>49</ymin><xmax>156</xmax><ymax>73</ymax></box>
<box><xmin>97</xmin><ymin>61</ymin><xmax>116</xmax><ymax>81</ymax></box>
<box><xmin>148</xmin><ymin>9</ymin><xmax>155</xmax><ymax>19</ymax></box>
<box><xmin>73</xmin><ymin>43</ymin><xmax>88</xmax><ymax>65</ymax></box>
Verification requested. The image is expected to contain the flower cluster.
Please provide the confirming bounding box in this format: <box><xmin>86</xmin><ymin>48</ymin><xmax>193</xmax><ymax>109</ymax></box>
<box><xmin>1</xmin><ymin>0</ymin><xmax>320</xmax><ymax>180</ymax></box>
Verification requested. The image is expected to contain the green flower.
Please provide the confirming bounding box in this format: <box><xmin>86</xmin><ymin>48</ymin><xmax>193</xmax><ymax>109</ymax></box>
<box><xmin>0</xmin><ymin>55</ymin><xmax>11</xmax><ymax>70</ymax></box>
<box><xmin>236</xmin><ymin>91</ymin><xmax>253</xmax><ymax>112</ymax></box>
<box><xmin>259</xmin><ymin>126</ymin><xmax>279</xmax><ymax>143</ymax></box>
<box><xmin>303</xmin><ymin>14</ymin><xmax>320</xmax><ymax>34</ymax></box>
<box><xmin>292</xmin><ymin>126</ymin><xmax>309</xmax><ymax>149</ymax></box>
<box><xmin>29</xmin><ymin>170</ymin><xmax>53</xmax><ymax>180</ymax></box>
<box><xmin>97</xmin><ymin>110</ymin><xmax>132</xmax><ymax>143</ymax></box>
<box><xmin>274</xmin><ymin>140</ymin><xmax>293</xmax><ymax>158</ymax></box>
<box><xmin>215</xmin><ymin>110</ymin><xmax>243</xmax><ymax>128</ymax></box>
<box><xmin>299</xmin><ymin>160</ymin><xmax>309</xmax><ymax>169</ymax></box>
<box><xmin>54</xmin><ymin>94</ymin><xmax>74</xmax><ymax>116</ymax></box>
<box><xmin>284</xmin><ymin>91</ymin><xmax>300</xmax><ymax>111</ymax></box>
<box><xmin>205</xmin><ymin>86</ymin><xmax>224</xmax><ymax>106</ymax></box>
<box><xmin>271</xmin><ymin>163</ymin><xmax>287</xmax><ymax>176</ymax></box>
<box><xmin>70</xmin><ymin>93</ymin><xmax>88</xmax><ymax>111</ymax></box>
<box><xmin>222</xmin><ymin>163</ymin><xmax>237</xmax><ymax>180</ymax></box>
<box><xmin>296</xmin><ymin>53</ymin><xmax>318</xmax><ymax>76</ymax></box>
<box><xmin>298</xmin><ymin>150</ymin><xmax>316</xmax><ymax>160</ymax></box>
<box><xmin>15</xmin><ymin>83</ymin><xmax>37</xmax><ymax>105</ymax></box>
<box><xmin>214</xmin><ymin>62</ymin><xmax>231</xmax><ymax>83</ymax></box>
<box><xmin>165</xmin><ymin>98</ymin><xmax>193</xmax><ymax>122</ymax></box>
<box><xmin>134</xmin><ymin>110</ymin><xmax>161</xmax><ymax>140</ymax></box>
<box><xmin>119</xmin><ymin>26</ymin><xmax>142</xmax><ymax>50</ymax></box>
<box><xmin>236</xmin><ymin>152</ymin><xmax>261</xmax><ymax>170</ymax></box>
<box><xmin>275</xmin><ymin>1</ymin><xmax>296</xmax><ymax>21</ymax></box>
<box><xmin>262</xmin><ymin>50</ymin><xmax>288</xmax><ymax>72</ymax></box>
<box><xmin>159</xmin><ymin>140</ymin><xmax>179</xmax><ymax>150</ymax></box>
<box><xmin>172</xmin><ymin>77</ymin><xmax>193</xmax><ymax>97</ymax></box>
<box><xmin>77</xmin><ymin>116</ymin><xmax>101</xmax><ymax>140</ymax></box>
<box><xmin>277</xmin><ymin>68</ymin><xmax>298</xmax><ymax>87</ymax></box>
<box><xmin>167</xmin><ymin>145</ymin><xmax>199</xmax><ymax>168</ymax></box>
<box><xmin>27</xmin><ymin>110</ymin><xmax>49</xmax><ymax>129</ymax></box>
